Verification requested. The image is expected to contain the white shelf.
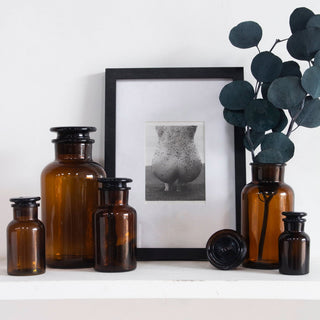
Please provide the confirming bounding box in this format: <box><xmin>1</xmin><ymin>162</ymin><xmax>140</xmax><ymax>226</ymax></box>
<box><xmin>1</xmin><ymin>257</ymin><xmax>319</xmax><ymax>301</ymax></box>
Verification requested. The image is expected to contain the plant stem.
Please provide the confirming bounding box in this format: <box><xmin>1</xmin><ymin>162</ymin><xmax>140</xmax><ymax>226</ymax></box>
<box><xmin>286</xmin><ymin>98</ymin><xmax>305</xmax><ymax>137</ymax></box>
<box><xmin>258</xmin><ymin>191</ymin><xmax>275</xmax><ymax>260</ymax></box>
<box><xmin>269</xmin><ymin>38</ymin><xmax>289</xmax><ymax>52</ymax></box>
<box><xmin>245</xmin><ymin>127</ymin><xmax>255</xmax><ymax>161</ymax></box>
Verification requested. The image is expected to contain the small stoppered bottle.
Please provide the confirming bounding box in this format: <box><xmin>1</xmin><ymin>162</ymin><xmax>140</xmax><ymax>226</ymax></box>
<box><xmin>279</xmin><ymin>212</ymin><xmax>310</xmax><ymax>275</ymax></box>
<box><xmin>7</xmin><ymin>197</ymin><xmax>45</xmax><ymax>276</ymax></box>
<box><xmin>94</xmin><ymin>178</ymin><xmax>137</xmax><ymax>272</ymax></box>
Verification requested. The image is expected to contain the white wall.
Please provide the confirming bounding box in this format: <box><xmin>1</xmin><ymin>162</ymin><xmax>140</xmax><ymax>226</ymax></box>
<box><xmin>1</xmin><ymin>0</ymin><xmax>320</xmax><ymax>258</ymax></box>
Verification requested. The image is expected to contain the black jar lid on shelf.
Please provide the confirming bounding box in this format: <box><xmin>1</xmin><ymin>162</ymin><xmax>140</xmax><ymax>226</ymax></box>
<box><xmin>98</xmin><ymin>178</ymin><xmax>133</xmax><ymax>190</ymax></box>
<box><xmin>50</xmin><ymin>127</ymin><xmax>96</xmax><ymax>144</ymax></box>
<box><xmin>206</xmin><ymin>229</ymin><xmax>247</xmax><ymax>270</ymax></box>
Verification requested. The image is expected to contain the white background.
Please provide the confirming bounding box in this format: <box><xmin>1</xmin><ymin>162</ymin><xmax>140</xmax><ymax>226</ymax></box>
<box><xmin>1</xmin><ymin>0</ymin><xmax>319</xmax><ymax>257</ymax></box>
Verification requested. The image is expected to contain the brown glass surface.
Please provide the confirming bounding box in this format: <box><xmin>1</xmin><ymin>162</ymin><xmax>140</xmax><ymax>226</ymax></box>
<box><xmin>279</xmin><ymin>215</ymin><xmax>310</xmax><ymax>275</ymax></box>
<box><xmin>7</xmin><ymin>207</ymin><xmax>45</xmax><ymax>276</ymax></box>
<box><xmin>41</xmin><ymin>143</ymin><xmax>106</xmax><ymax>268</ymax></box>
<box><xmin>241</xmin><ymin>164</ymin><xmax>294</xmax><ymax>269</ymax></box>
<box><xmin>94</xmin><ymin>190</ymin><xmax>137</xmax><ymax>272</ymax></box>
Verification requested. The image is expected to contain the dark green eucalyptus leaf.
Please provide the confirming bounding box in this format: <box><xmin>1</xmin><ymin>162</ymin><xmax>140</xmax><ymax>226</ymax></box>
<box><xmin>267</xmin><ymin>76</ymin><xmax>306</xmax><ymax>109</ymax></box>
<box><xmin>306</xmin><ymin>14</ymin><xmax>320</xmax><ymax>28</ymax></box>
<box><xmin>261</xmin><ymin>83</ymin><xmax>270</xmax><ymax>99</ymax></box>
<box><xmin>251</xmin><ymin>52</ymin><xmax>282</xmax><ymax>82</ymax></box>
<box><xmin>261</xmin><ymin>132</ymin><xmax>295</xmax><ymax>163</ymax></box>
<box><xmin>295</xmin><ymin>98</ymin><xmax>320</xmax><ymax>128</ymax></box>
<box><xmin>223</xmin><ymin>108</ymin><xmax>246</xmax><ymax>127</ymax></box>
<box><xmin>289</xmin><ymin>7</ymin><xmax>314</xmax><ymax>33</ymax></box>
<box><xmin>219</xmin><ymin>80</ymin><xmax>254</xmax><ymax>110</ymax></box>
<box><xmin>261</xmin><ymin>132</ymin><xmax>294</xmax><ymax>162</ymax></box>
<box><xmin>314</xmin><ymin>50</ymin><xmax>320</xmax><ymax>66</ymax></box>
<box><xmin>244</xmin><ymin>130</ymin><xmax>265</xmax><ymax>151</ymax></box>
<box><xmin>301</xmin><ymin>66</ymin><xmax>320</xmax><ymax>98</ymax></box>
<box><xmin>272</xmin><ymin>109</ymin><xmax>288</xmax><ymax>132</ymax></box>
<box><xmin>280</xmin><ymin>61</ymin><xmax>302</xmax><ymax>78</ymax></box>
<box><xmin>254</xmin><ymin>149</ymin><xmax>285</xmax><ymax>164</ymax></box>
<box><xmin>245</xmin><ymin>99</ymin><xmax>281</xmax><ymax>132</ymax></box>
<box><xmin>229</xmin><ymin>21</ymin><xmax>262</xmax><ymax>49</ymax></box>
<box><xmin>287</xmin><ymin>27</ymin><xmax>320</xmax><ymax>61</ymax></box>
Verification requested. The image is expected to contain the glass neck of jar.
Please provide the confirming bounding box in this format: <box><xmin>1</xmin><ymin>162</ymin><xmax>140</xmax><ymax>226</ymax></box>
<box><xmin>284</xmin><ymin>221</ymin><xmax>305</xmax><ymax>232</ymax></box>
<box><xmin>99</xmin><ymin>190</ymin><xmax>129</xmax><ymax>205</ymax></box>
<box><xmin>251</xmin><ymin>163</ymin><xmax>285</xmax><ymax>183</ymax></box>
<box><xmin>55</xmin><ymin>143</ymin><xmax>93</xmax><ymax>160</ymax></box>
<box><xmin>13</xmin><ymin>207</ymin><xmax>38</xmax><ymax>220</ymax></box>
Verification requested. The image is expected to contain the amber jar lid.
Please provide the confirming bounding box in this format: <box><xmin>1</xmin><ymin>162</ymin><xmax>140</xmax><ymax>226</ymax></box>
<box><xmin>98</xmin><ymin>178</ymin><xmax>133</xmax><ymax>190</ymax></box>
<box><xmin>50</xmin><ymin>127</ymin><xmax>96</xmax><ymax>143</ymax></box>
<box><xmin>10</xmin><ymin>197</ymin><xmax>40</xmax><ymax>208</ymax></box>
<box><xmin>206</xmin><ymin>229</ymin><xmax>247</xmax><ymax>270</ymax></box>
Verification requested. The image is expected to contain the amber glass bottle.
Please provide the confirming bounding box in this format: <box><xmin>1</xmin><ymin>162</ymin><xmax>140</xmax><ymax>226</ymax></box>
<box><xmin>279</xmin><ymin>212</ymin><xmax>310</xmax><ymax>275</ymax></box>
<box><xmin>7</xmin><ymin>197</ymin><xmax>45</xmax><ymax>276</ymax></box>
<box><xmin>241</xmin><ymin>163</ymin><xmax>294</xmax><ymax>269</ymax></box>
<box><xmin>94</xmin><ymin>178</ymin><xmax>137</xmax><ymax>272</ymax></box>
<box><xmin>41</xmin><ymin>127</ymin><xmax>106</xmax><ymax>268</ymax></box>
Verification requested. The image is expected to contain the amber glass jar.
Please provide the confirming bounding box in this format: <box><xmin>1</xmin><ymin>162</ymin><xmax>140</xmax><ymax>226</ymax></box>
<box><xmin>94</xmin><ymin>178</ymin><xmax>137</xmax><ymax>272</ymax></box>
<box><xmin>7</xmin><ymin>197</ymin><xmax>45</xmax><ymax>276</ymax></box>
<box><xmin>41</xmin><ymin>127</ymin><xmax>106</xmax><ymax>268</ymax></box>
<box><xmin>279</xmin><ymin>212</ymin><xmax>310</xmax><ymax>275</ymax></box>
<box><xmin>241</xmin><ymin>163</ymin><xmax>294</xmax><ymax>269</ymax></box>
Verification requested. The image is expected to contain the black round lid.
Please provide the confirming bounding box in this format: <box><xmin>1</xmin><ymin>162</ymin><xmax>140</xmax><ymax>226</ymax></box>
<box><xmin>98</xmin><ymin>178</ymin><xmax>133</xmax><ymax>190</ymax></box>
<box><xmin>206</xmin><ymin>229</ymin><xmax>247</xmax><ymax>270</ymax></box>
<box><xmin>50</xmin><ymin>127</ymin><xmax>96</xmax><ymax>143</ymax></box>
<box><xmin>282</xmin><ymin>211</ymin><xmax>307</xmax><ymax>223</ymax></box>
<box><xmin>9</xmin><ymin>197</ymin><xmax>41</xmax><ymax>207</ymax></box>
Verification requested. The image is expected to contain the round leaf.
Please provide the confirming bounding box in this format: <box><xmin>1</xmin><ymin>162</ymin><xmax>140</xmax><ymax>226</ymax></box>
<box><xmin>219</xmin><ymin>80</ymin><xmax>254</xmax><ymax>110</ymax></box>
<box><xmin>280</xmin><ymin>61</ymin><xmax>302</xmax><ymax>78</ymax></box>
<box><xmin>229</xmin><ymin>21</ymin><xmax>262</xmax><ymax>49</ymax></box>
<box><xmin>261</xmin><ymin>132</ymin><xmax>295</xmax><ymax>163</ymax></box>
<box><xmin>245</xmin><ymin>99</ymin><xmax>281</xmax><ymax>132</ymax></box>
<box><xmin>272</xmin><ymin>109</ymin><xmax>288</xmax><ymax>132</ymax></box>
<box><xmin>306</xmin><ymin>14</ymin><xmax>320</xmax><ymax>28</ymax></box>
<box><xmin>267</xmin><ymin>76</ymin><xmax>306</xmax><ymax>109</ymax></box>
<box><xmin>223</xmin><ymin>108</ymin><xmax>246</xmax><ymax>127</ymax></box>
<box><xmin>301</xmin><ymin>66</ymin><xmax>320</xmax><ymax>98</ymax></box>
<box><xmin>287</xmin><ymin>27</ymin><xmax>320</xmax><ymax>61</ymax></box>
<box><xmin>289</xmin><ymin>7</ymin><xmax>314</xmax><ymax>33</ymax></box>
<box><xmin>254</xmin><ymin>149</ymin><xmax>285</xmax><ymax>164</ymax></box>
<box><xmin>295</xmin><ymin>98</ymin><xmax>320</xmax><ymax>128</ymax></box>
<box><xmin>251</xmin><ymin>51</ymin><xmax>282</xmax><ymax>82</ymax></box>
<box><xmin>244</xmin><ymin>130</ymin><xmax>265</xmax><ymax>151</ymax></box>
<box><xmin>314</xmin><ymin>50</ymin><xmax>320</xmax><ymax>66</ymax></box>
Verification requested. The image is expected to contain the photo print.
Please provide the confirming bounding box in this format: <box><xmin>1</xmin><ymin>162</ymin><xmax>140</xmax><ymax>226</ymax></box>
<box><xmin>145</xmin><ymin>121</ymin><xmax>205</xmax><ymax>201</ymax></box>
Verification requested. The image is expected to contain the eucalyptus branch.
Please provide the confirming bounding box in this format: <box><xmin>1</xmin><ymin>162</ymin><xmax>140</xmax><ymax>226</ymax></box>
<box><xmin>254</xmin><ymin>82</ymin><xmax>262</xmax><ymax>98</ymax></box>
<box><xmin>245</xmin><ymin>127</ymin><xmax>256</xmax><ymax>161</ymax></box>
<box><xmin>269</xmin><ymin>38</ymin><xmax>289</xmax><ymax>52</ymax></box>
<box><xmin>256</xmin><ymin>45</ymin><xmax>261</xmax><ymax>53</ymax></box>
<box><xmin>286</xmin><ymin>98</ymin><xmax>305</xmax><ymax>137</ymax></box>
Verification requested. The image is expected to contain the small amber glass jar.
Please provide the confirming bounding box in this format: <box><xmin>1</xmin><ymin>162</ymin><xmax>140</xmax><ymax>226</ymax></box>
<box><xmin>94</xmin><ymin>178</ymin><xmax>137</xmax><ymax>272</ymax></box>
<box><xmin>279</xmin><ymin>212</ymin><xmax>310</xmax><ymax>275</ymax></box>
<box><xmin>7</xmin><ymin>197</ymin><xmax>45</xmax><ymax>276</ymax></box>
<box><xmin>41</xmin><ymin>127</ymin><xmax>106</xmax><ymax>268</ymax></box>
<box><xmin>241</xmin><ymin>163</ymin><xmax>294</xmax><ymax>269</ymax></box>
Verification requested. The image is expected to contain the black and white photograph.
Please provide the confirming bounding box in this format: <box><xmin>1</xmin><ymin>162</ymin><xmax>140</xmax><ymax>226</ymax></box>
<box><xmin>145</xmin><ymin>121</ymin><xmax>205</xmax><ymax>201</ymax></box>
<box><xmin>105</xmin><ymin>68</ymin><xmax>245</xmax><ymax>259</ymax></box>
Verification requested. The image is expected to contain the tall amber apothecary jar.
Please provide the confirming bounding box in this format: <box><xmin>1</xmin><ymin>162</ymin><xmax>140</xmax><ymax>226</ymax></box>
<box><xmin>41</xmin><ymin>127</ymin><xmax>106</xmax><ymax>268</ymax></box>
<box><xmin>241</xmin><ymin>163</ymin><xmax>294</xmax><ymax>269</ymax></box>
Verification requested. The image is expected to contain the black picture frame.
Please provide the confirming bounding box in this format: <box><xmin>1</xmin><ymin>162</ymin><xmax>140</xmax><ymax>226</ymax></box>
<box><xmin>105</xmin><ymin>67</ymin><xmax>246</xmax><ymax>260</ymax></box>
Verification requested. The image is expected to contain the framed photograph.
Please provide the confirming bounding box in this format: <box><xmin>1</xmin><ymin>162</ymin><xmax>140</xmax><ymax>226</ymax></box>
<box><xmin>105</xmin><ymin>68</ymin><xmax>246</xmax><ymax>260</ymax></box>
